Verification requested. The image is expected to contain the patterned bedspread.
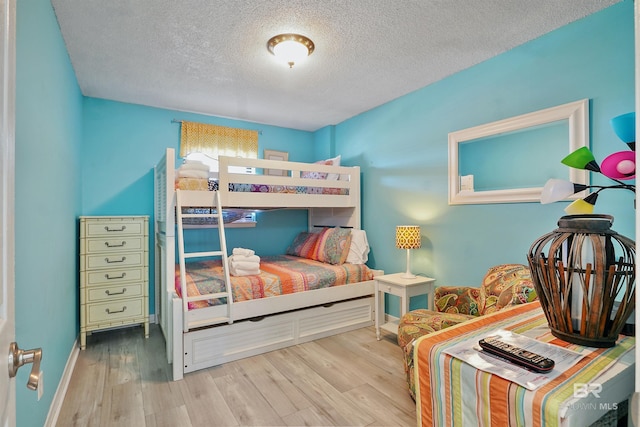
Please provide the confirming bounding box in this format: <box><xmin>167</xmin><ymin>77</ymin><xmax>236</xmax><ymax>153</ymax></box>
<box><xmin>175</xmin><ymin>255</ymin><xmax>373</xmax><ymax>309</ymax></box>
<box><xmin>176</xmin><ymin>177</ymin><xmax>349</xmax><ymax>195</ymax></box>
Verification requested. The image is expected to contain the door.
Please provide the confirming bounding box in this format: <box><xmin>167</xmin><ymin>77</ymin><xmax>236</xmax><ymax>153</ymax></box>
<box><xmin>0</xmin><ymin>0</ymin><xmax>16</xmax><ymax>424</ymax></box>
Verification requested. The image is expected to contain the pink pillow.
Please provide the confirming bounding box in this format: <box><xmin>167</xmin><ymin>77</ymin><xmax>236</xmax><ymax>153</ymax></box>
<box><xmin>308</xmin><ymin>227</ymin><xmax>352</xmax><ymax>265</ymax></box>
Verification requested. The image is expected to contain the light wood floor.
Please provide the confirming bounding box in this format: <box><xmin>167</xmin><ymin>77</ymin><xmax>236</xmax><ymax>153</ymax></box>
<box><xmin>56</xmin><ymin>324</ymin><xmax>416</xmax><ymax>426</ymax></box>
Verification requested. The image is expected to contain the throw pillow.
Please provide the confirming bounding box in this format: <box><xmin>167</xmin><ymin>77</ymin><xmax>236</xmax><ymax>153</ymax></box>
<box><xmin>325</xmin><ymin>155</ymin><xmax>341</xmax><ymax>181</ymax></box>
<box><xmin>286</xmin><ymin>231</ymin><xmax>320</xmax><ymax>258</ymax></box>
<box><xmin>480</xmin><ymin>264</ymin><xmax>535</xmax><ymax>314</ymax></box>
<box><xmin>308</xmin><ymin>227</ymin><xmax>352</xmax><ymax>265</ymax></box>
<box><xmin>301</xmin><ymin>159</ymin><xmax>333</xmax><ymax>180</ymax></box>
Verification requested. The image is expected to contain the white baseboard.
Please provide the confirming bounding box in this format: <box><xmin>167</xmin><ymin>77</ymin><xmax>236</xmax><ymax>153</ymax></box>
<box><xmin>44</xmin><ymin>339</ymin><xmax>79</xmax><ymax>427</ymax></box>
<box><xmin>44</xmin><ymin>315</ymin><xmax>157</xmax><ymax>426</ymax></box>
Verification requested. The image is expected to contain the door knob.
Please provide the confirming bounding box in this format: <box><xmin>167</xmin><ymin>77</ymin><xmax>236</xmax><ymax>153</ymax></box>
<box><xmin>8</xmin><ymin>342</ymin><xmax>42</xmax><ymax>390</ymax></box>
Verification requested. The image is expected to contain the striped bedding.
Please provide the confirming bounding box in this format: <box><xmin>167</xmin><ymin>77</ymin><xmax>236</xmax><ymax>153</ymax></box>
<box><xmin>175</xmin><ymin>255</ymin><xmax>373</xmax><ymax>310</ymax></box>
<box><xmin>415</xmin><ymin>302</ymin><xmax>635</xmax><ymax>427</ymax></box>
<box><xmin>176</xmin><ymin>177</ymin><xmax>349</xmax><ymax>195</ymax></box>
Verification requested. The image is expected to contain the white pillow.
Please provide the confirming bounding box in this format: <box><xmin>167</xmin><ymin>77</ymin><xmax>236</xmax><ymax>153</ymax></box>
<box><xmin>325</xmin><ymin>155</ymin><xmax>341</xmax><ymax>181</ymax></box>
<box><xmin>346</xmin><ymin>229</ymin><xmax>370</xmax><ymax>264</ymax></box>
<box><xmin>181</xmin><ymin>160</ymin><xmax>210</xmax><ymax>171</ymax></box>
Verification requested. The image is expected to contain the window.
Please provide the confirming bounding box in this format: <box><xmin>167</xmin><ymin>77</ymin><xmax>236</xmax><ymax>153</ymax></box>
<box><xmin>180</xmin><ymin>121</ymin><xmax>258</xmax><ymax>160</ymax></box>
<box><xmin>179</xmin><ymin>208</ymin><xmax>257</xmax><ymax>229</ymax></box>
<box><xmin>179</xmin><ymin>122</ymin><xmax>260</xmax><ymax>227</ymax></box>
<box><xmin>184</xmin><ymin>152</ymin><xmax>255</xmax><ymax>175</ymax></box>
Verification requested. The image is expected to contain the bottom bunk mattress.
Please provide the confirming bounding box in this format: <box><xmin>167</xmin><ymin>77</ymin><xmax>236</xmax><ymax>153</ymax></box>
<box><xmin>176</xmin><ymin>255</ymin><xmax>373</xmax><ymax>309</ymax></box>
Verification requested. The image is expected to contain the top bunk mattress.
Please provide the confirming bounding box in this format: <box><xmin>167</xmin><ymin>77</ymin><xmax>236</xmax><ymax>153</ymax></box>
<box><xmin>176</xmin><ymin>255</ymin><xmax>373</xmax><ymax>310</ymax></box>
<box><xmin>176</xmin><ymin>177</ymin><xmax>349</xmax><ymax>195</ymax></box>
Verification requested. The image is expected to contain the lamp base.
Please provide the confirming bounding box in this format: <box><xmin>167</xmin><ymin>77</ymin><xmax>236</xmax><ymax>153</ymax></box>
<box><xmin>402</xmin><ymin>249</ymin><xmax>416</xmax><ymax>279</ymax></box>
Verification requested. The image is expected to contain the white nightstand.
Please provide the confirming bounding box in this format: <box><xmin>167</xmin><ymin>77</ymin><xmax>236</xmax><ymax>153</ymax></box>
<box><xmin>375</xmin><ymin>273</ymin><xmax>436</xmax><ymax>340</ymax></box>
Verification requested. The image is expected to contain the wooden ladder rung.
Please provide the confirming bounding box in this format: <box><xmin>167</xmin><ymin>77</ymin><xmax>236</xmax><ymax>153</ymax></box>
<box><xmin>176</xmin><ymin>189</ymin><xmax>232</xmax><ymax>330</ymax></box>
<box><xmin>183</xmin><ymin>251</ymin><xmax>224</xmax><ymax>259</ymax></box>
<box><xmin>188</xmin><ymin>292</ymin><xmax>229</xmax><ymax>302</ymax></box>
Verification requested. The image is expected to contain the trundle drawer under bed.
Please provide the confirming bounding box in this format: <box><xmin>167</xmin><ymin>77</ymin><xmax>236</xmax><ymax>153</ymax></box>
<box><xmin>182</xmin><ymin>296</ymin><xmax>375</xmax><ymax>373</ymax></box>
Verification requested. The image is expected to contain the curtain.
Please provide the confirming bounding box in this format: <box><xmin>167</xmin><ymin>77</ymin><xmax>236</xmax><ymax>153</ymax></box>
<box><xmin>179</xmin><ymin>121</ymin><xmax>258</xmax><ymax>159</ymax></box>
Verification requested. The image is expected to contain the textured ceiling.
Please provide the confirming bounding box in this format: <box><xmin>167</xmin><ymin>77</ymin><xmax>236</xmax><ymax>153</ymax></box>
<box><xmin>51</xmin><ymin>0</ymin><xmax>620</xmax><ymax>131</ymax></box>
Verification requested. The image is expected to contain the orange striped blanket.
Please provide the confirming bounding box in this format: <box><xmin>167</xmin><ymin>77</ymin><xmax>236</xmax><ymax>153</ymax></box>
<box><xmin>415</xmin><ymin>301</ymin><xmax>635</xmax><ymax>426</ymax></box>
<box><xmin>176</xmin><ymin>255</ymin><xmax>373</xmax><ymax>309</ymax></box>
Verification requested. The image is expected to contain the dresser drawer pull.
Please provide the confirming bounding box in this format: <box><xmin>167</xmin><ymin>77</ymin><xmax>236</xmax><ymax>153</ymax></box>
<box><xmin>105</xmin><ymin>306</ymin><xmax>127</xmax><ymax>314</ymax></box>
<box><xmin>104</xmin><ymin>225</ymin><xmax>126</xmax><ymax>232</ymax></box>
<box><xmin>105</xmin><ymin>288</ymin><xmax>127</xmax><ymax>296</ymax></box>
<box><xmin>104</xmin><ymin>256</ymin><xmax>126</xmax><ymax>263</ymax></box>
<box><xmin>105</xmin><ymin>241</ymin><xmax>126</xmax><ymax>248</ymax></box>
<box><xmin>104</xmin><ymin>272</ymin><xmax>126</xmax><ymax>280</ymax></box>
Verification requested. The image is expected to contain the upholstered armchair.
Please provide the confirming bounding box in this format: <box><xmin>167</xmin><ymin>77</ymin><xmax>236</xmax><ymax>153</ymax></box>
<box><xmin>397</xmin><ymin>264</ymin><xmax>538</xmax><ymax>400</ymax></box>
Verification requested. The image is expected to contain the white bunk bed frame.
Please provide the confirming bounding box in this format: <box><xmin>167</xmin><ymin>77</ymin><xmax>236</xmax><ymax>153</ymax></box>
<box><xmin>154</xmin><ymin>148</ymin><xmax>377</xmax><ymax>380</ymax></box>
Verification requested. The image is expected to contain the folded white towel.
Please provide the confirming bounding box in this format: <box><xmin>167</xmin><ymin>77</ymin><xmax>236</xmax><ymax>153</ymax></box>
<box><xmin>229</xmin><ymin>266</ymin><xmax>260</xmax><ymax>276</ymax></box>
<box><xmin>233</xmin><ymin>248</ymin><xmax>255</xmax><ymax>257</ymax></box>
<box><xmin>229</xmin><ymin>254</ymin><xmax>260</xmax><ymax>264</ymax></box>
<box><xmin>230</xmin><ymin>260</ymin><xmax>261</xmax><ymax>270</ymax></box>
<box><xmin>178</xmin><ymin>169</ymin><xmax>209</xmax><ymax>179</ymax></box>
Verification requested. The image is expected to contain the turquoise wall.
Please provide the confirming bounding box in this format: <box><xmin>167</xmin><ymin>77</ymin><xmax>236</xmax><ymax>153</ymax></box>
<box><xmin>322</xmin><ymin>1</ymin><xmax>635</xmax><ymax>313</ymax></box>
<box><xmin>81</xmin><ymin>98</ymin><xmax>317</xmax><ymax>215</ymax></box>
<box><xmin>81</xmin><ymin>1</ymin><xmax>635</xmax><ymax>316</ymax></box>
<box><xmin>13</xmin><ymin>0</ymin><xmax>634</xmax><ymax>425</ymax></box>
<box><xmin>15</xmin><ymin>0</ymin><xmax>83</xmax><ymax>425</ymax></box>
<box><xmin>459</xmin><ymin>122</ymin><xmax>569</xmax><ymax>191</ymax></box>
<box><xmin>81</xmin><ymin>99</ymin><xmax>317</xmax><ymax>312</ymax></box>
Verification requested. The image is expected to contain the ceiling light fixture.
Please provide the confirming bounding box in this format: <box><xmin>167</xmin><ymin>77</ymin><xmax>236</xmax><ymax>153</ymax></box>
<box><xmin>267</xmin><ymin>33</ymin><xmax>314</xmax><ymax>68</ymax></box>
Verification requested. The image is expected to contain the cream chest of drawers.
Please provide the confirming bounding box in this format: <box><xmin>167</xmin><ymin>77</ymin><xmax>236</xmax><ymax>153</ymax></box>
<box><xmin>79</xmin><ymin>216</ymin><xmax>149</xmax><ymax>349</ymax></box>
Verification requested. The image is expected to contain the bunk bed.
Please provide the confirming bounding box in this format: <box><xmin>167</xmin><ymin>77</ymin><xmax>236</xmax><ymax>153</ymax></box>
<box><xmin>154</xmin><ymin>148</ymin><xmax>378</xmax><ymax>380</ymax></box>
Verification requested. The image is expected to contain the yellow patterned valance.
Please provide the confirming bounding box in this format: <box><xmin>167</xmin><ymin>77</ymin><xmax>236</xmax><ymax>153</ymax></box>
<box><xmin>179</xmin><ymin>121</ymin><xmax>258</xmax><ymax>159</ymax></box>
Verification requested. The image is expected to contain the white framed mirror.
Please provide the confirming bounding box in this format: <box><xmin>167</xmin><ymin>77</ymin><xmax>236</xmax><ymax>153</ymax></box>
<box><xmin>448</xmin><ymin>99</ymin><xmax>589</xmax><ymax>205</ymax></box>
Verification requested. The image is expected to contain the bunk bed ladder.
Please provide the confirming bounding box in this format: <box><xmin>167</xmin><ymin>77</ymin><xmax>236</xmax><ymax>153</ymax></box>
<box><xmin>176</xmin><ymin>189</ymin><xmax>233</xmax><ymax>332</ymax></box>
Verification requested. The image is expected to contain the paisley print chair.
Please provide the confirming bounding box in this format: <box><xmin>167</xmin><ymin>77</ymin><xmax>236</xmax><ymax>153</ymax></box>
<box><xmin>397</xmin><ymin>264</ymin><xmax>538</xmax><ymax>400</ymax></box>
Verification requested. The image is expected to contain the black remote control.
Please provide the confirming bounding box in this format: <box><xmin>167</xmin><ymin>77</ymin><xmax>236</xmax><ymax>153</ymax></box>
<box><xmin>478</xmin><ymin>335</ymin><xmax>555</xmax><ymax>373</ymax></box>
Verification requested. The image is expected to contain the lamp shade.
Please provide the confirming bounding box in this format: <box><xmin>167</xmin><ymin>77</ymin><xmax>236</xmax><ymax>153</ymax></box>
<box><xmin>396</xmin><ymin>226</ymin><xmax>421</xmax><ymax>249</ymax></box>
<box><xmin>564</xmin><ymin>192</ymin><xmax>598</xmax><ymax>215</ymax></box>
<box><xmin>273</xmin><ymin>40</ymin><xmax>308</xmax><ymax>63</ymax></box>
<box><xmin>600</xmin><ymin>150</ymin><xmax>636</xmax><ymax>180</ymax></box>
<box><xmin>561</xmin><ymin>147</ymin><xmax>601</xmax><ymax>172</ymax></box>
<box><xmin>610</xmin><ymin>112</ymin><xmax>635</xmax><ymax>149</ymax></box>
<box><xmin>540</xmin><ymin>179</ymin><xmax>588</xmax><ymax>204</ymax></box>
